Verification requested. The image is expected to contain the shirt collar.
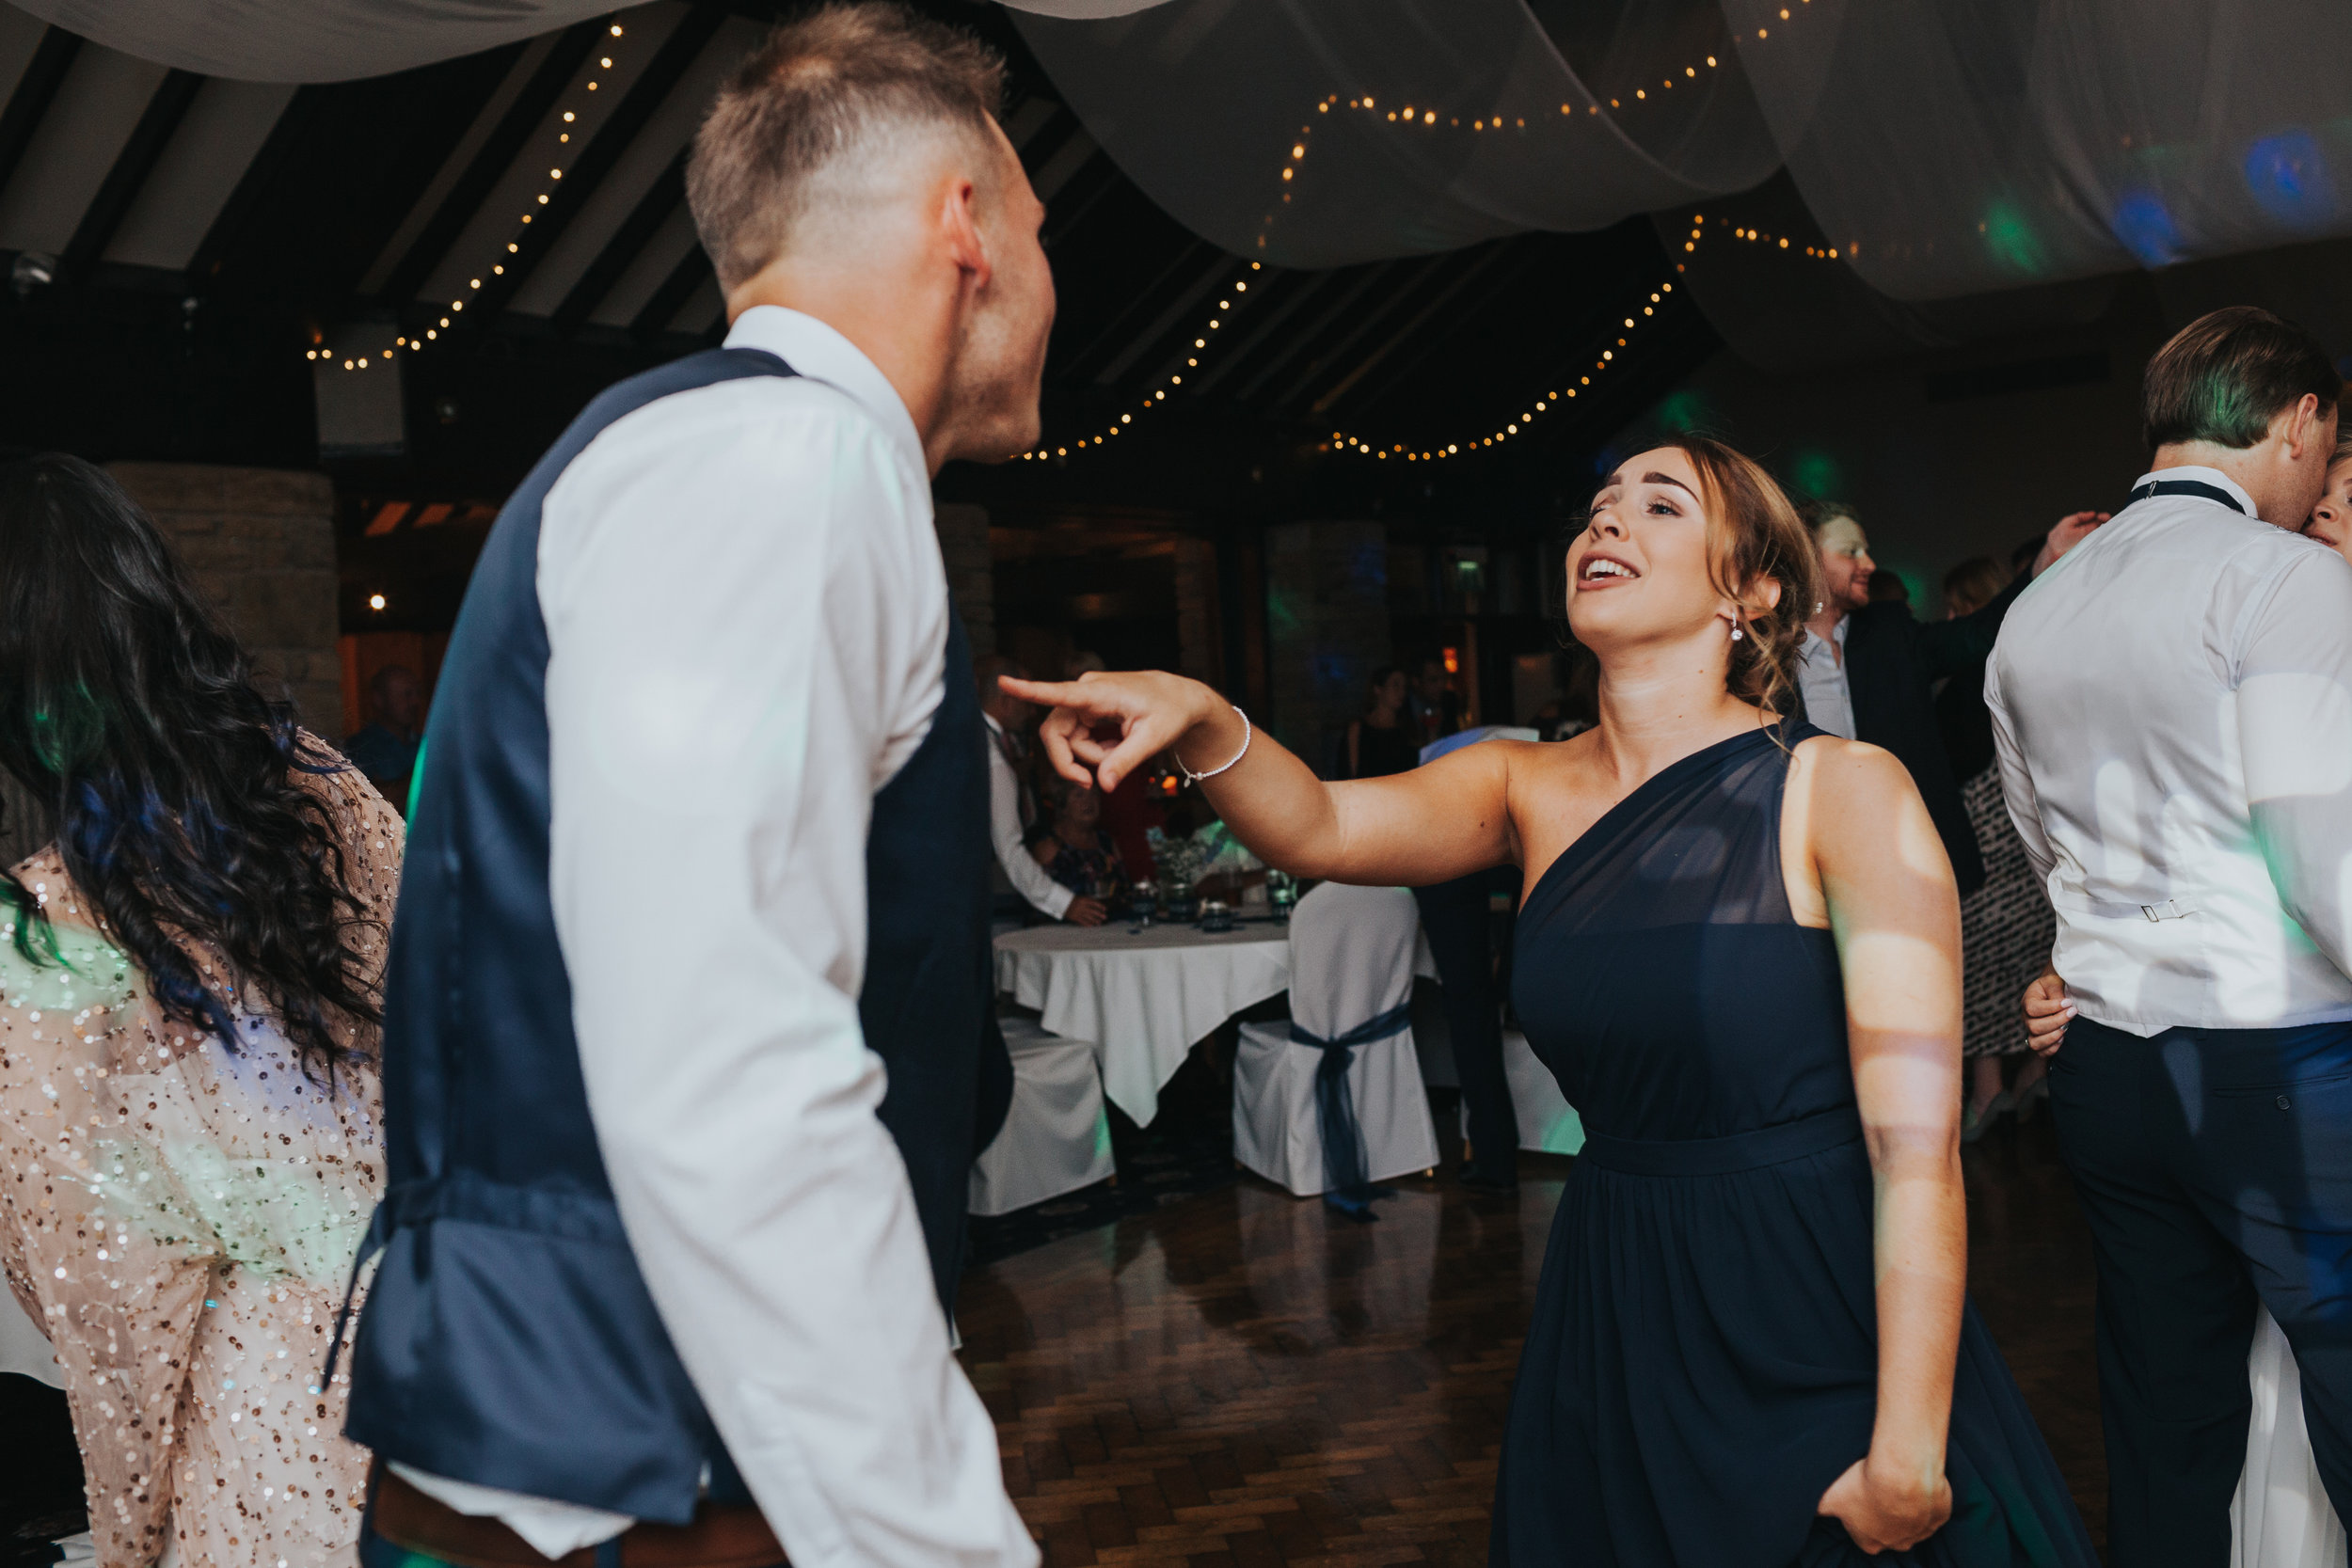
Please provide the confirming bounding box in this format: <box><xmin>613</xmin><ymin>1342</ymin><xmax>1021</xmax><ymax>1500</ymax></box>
<box><xmin>981</xmin><ymin>712</ymin><xmax>1005</xmax><ymax>738</ymax></box>
<box><xmin>724</xmin><ymin>305</ymin><xmax>927</xmax><ymax>477</ymax></box>
<box><xmin>2131</xmin><ymin>465</ymin><xmax>2258</xmax><ymax>518</ymax></box>
<box><xmin>1803</xmin><ymin>618</ymin><xmax>1850</xmax><ymax>657</ymax></box>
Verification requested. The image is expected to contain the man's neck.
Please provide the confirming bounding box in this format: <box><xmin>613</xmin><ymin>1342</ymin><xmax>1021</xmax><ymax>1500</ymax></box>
<box><xmin>2150</xmin><ymin>443</ymin><xmax>2290</xmax><ymax>529</ymax></box>
<box><xmin>1805</xmin><ymin>604</ymin><xmax>1847</xmax><ymax>648</ymax></box>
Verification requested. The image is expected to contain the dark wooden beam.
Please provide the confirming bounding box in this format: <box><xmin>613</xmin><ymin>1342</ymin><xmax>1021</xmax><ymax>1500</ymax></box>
<box><xmin>1227</xmin><ymin>263</ymin><xmax>1394</xmax><ymax>403</ymax></box>
<box><xmin>64</xmin><ymin>68</ymin><xmax>203</xmax><ymax>269</ymax></box>
<box><xmin>1267</xmin><ymin>254</ymin><xmax>1450</xmax><ymax>411</ymax></box>
<box><xmin>631</xmin><ymin>245</ymin><xmax>708</xmax><ymax>337</ymax></box>
<box><xmin>379</xmin><ymin>19</ymin><xmax>600</xmax><ymax>305</ymax></box>
<box><xmin>185</xmin><ymin>83</ymin><xmax>321</xmax><ymax>281</ymax></box>
<box><xmin>1311</xmin><ymin>245</ymin><xmax>1518</xmax><ymax>415</ymax></box>
<box><xmin>0</xmin><ymin>28</ymin><xmax>82</xmax><ymax>201</ymax></box>
<box><xmin>478</xmin><ymin>8</ymin><xmax>722</xmax><ymax>321</ymax></box>
<box><xmin>549</xmin><ymin>150</ymin><xmax>684</xmax><ymax>337</ymax></box>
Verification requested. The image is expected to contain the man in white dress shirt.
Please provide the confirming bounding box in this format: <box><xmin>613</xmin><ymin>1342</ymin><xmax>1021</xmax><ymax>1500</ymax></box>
<box><xmin>344</xmin><ymin>10</ymin><xmax>1049</xmax><ymax>1568</ymax></box>
<box><xmin>1990</xmin><ymin>307</ymin><xmax>2350</xmax><ymax>1566</ymax></box>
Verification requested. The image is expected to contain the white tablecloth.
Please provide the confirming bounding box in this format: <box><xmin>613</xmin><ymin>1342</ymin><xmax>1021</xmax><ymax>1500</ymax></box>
<box><xmin>995</xmin><ymin>922</ymin><xmax>1292</xmax><ymax>1126</ymax></box>
<box><xmin>995</xmin><ymin>917</ymin><xmax>1438</xmax><ymax>1127</ymax></box>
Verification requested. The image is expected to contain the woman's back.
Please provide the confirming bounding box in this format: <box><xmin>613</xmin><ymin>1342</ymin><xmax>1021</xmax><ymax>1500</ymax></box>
<box><xmin>0</xmin><ymin>758</ymin><xmax>401</xmax><ymax>1568</ymax></box>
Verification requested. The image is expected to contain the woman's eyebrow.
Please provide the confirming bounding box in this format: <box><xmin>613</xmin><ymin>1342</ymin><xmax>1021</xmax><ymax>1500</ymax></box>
<box><xmin>1642</xmin><ymin>471</ymin><xmax>1697</xmax><ymax>499</ymax></box>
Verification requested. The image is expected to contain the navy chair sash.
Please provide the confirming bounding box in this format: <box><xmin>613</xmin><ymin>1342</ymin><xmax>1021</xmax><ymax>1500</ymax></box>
<box><xmin>1289</xmin><ymin>1001</ymin><xmax>1412</xmax><ymax>1215</ymax></box>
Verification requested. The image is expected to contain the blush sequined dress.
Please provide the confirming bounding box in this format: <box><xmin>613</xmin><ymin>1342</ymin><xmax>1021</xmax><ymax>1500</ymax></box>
<box><xmin>0</xmin><ymin>758</ymin><xmax>401</xmax><ymax>1568</ymax></box>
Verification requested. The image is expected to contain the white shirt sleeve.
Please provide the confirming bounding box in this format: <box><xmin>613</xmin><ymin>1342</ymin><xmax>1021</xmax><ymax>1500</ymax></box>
<box><xmin>540</xmin><ymin>383</ymin><xmax>1036</xmax><ymax>1568</ymax></box>
<box><xmin>1984</xmin><ymin>653</ymin><xmax>2055</xmax><ymax>885</ymax></box>
<box><xmin>986</xmin><ymin>736</ymin><xmax>1073</xmax><ymax>919</ymax></box>
<box><xmin>2235</xmin><ymin>548</ymin><xmax>2352</xmax><ymax>981</ymax></box>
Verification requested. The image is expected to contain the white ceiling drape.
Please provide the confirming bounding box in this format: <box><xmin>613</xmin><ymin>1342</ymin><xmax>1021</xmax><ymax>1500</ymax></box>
<box><xmin>16</xmin><ymin>0</ymin><xmax>2347</xmax><ymax>305</ymax></box>
<box><xmin>1012</xmin><ymin>0</ymin><xmax>2352</xmax><ymax>300</ymax></box>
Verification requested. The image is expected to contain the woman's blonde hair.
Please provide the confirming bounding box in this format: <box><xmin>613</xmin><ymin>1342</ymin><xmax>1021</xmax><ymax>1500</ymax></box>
<box><xmin>1656</xmin><ymin>435</ymin><xmax>1822</xmax><ymax>723</ymax></box>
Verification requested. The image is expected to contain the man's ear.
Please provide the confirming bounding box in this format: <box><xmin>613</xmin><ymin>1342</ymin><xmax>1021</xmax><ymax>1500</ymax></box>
<box><xmin>2280</xmin><ymin>392</ymin><xmax>2325</xmax><ymax>459</ymax></box>
<box><xmin>941</xmin><ymin>174</ymin><xmax>992</xmax><ymax>292</ymax></box>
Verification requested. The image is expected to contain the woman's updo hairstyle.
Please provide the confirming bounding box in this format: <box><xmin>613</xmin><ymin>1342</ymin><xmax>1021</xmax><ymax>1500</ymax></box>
<box><xmin>1661</xmin><ymin>434</ymin><xmax>1821</xmax><ymax>722</ymax></box>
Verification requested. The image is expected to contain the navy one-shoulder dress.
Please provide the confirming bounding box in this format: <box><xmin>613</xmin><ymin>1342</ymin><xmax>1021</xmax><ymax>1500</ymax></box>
<box><xmin>1493</xmin><ymin>725</ymin><xmax>2093</xmax><ymax>1568</ymax></box>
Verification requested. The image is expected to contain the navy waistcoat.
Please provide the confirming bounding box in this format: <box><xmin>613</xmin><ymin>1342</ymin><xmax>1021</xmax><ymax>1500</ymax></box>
<box><xmin>342</xmin><ymin>347</ymin><xmax>994</xmax><ymax>1521</ymax></box>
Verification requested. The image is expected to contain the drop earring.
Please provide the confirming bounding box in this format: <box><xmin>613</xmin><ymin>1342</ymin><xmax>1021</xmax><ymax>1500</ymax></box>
<box><xmin>1729</xmin><ymin>620</ymin><xmax>1744</xmax><ymax>642</ymax></box>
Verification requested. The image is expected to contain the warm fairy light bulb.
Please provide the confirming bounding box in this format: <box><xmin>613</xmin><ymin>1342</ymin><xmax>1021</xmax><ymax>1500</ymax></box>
<box><xmin>564</xmin><ymin>112</ymin><xmax>576</xmax><ymax>122</ymax></box>
<box><xmin>610</xmin><ymin>22</ymin><xmax>621</xmax><ymax>33</ymax></box>
<box><xmin>369</xmin><ymin>594</ymin><xmax>387</xmax><ymax>611</ymax></box>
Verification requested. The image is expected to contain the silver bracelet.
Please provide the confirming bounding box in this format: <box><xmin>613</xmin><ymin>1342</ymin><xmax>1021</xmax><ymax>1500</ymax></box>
<box><xmin>1176</xmin><ymin>705</ymin><xmax>1251</xmax><ymax>784</ymax></box>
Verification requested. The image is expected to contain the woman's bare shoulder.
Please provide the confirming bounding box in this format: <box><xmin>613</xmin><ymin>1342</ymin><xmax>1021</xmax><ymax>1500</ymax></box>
<box><xmin>1788</xmin><ymin>733</ymin><xmax>1916</xmax><ymax>812</ymax></box>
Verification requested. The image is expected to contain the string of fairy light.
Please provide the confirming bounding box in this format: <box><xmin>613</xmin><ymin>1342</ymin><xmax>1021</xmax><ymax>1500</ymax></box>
<box><xmin>1024</xmin><ymin>2</ymin><xmax>1836</xmax><ymax>465</ymax></box>
<box><xmin>1314</xmin><ymin>206</ymin><xmax>1845</xmax><ymax>462</ymax></box>
<box><xmin>1021</xmin><ymin>261</ymin><xmax>1266</xmax><ymax>461</ymax></box>
<box><xmin>308</xmin><ymin>17</ymin><xmax>631</xmax><ymax>372</ymax></box>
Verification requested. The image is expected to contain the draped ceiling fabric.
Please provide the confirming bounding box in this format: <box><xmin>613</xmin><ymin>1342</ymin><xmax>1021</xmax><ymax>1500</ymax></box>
<box><xmin>2</xmin><ymin>0</ymin><xmax>620</xmax><ymax>83</ymax></box>
<box><xmin>1007</xmin><ymin>0</ymin><xmax>1784</xmax><ymax>270</ymax></box>
<box><xmin>22</xmin><ymin>0</ymin><xmax>2351</xmax><ymax>309</ymax></box>
<box><xmin>1009</xmin><ymin>0</ymin><xmax>2352</xmax><ymax>302</ymax></box>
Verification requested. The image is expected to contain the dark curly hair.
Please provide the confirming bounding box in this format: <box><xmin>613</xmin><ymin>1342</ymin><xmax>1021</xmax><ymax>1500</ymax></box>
<box><xmin>0</xmin><ymin>455</ymin><xmax>380</xmax><ymax>1085</ymax></box>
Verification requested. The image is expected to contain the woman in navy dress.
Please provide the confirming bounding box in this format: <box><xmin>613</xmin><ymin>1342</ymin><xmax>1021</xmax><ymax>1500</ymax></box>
<box><xmin>1005</xmin><ymin>435</ymin><xmax>2094</xmax><ymax>1566</ymax></box>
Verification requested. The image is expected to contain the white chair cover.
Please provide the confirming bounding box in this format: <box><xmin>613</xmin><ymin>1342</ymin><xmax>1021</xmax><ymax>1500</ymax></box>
<box><xmin>969</xmin><ymin>1016</ymin><xmax>1117</xmax><ymax>1217</ymax></box>
<box><xmin>1233</xmin><ymin>881</ymin><xmax>1439</xmax><ymax>1199</ymax></box>
<box><xmin>1459</xmin><ymin>1028</ymin><xmax>1586</xmax><ymax>1157</ymax></box>
<box><xmin>2233</xmin><ymin>1306</ymin><xmax>2349</xmax><ymax>1567</ymax></box>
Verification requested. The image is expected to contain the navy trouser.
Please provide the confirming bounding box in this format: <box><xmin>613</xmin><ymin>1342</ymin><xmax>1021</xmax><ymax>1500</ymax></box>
<box><xmin>1413</xmin><ymin>867</ymin><xmax>1518</xmax><ymax>1185</ymax></box>
<box><xmin>2049</xmin><ymin>1015</ymin><xmax>2352</xmax><ymax>1566</ymax></box>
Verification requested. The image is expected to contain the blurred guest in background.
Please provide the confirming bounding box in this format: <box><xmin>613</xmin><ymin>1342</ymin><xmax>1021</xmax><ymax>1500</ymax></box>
<box><xmin>1346</xmin><ymin>665</ymin><xmax>1420</xmax><ymax>778</ymax></box>
<box><xmin>343</xmin><ymin>663</ymin><xmax>424</xmax><ymax>807</ymax></box>
<box><xmin>1934</xmin><ymin>553</ymin><xmax>2057</xmax><ymax>1140</ymax></box>
<box><xmin>1029</xmin><ymin>775</ymin><xmax>1124</xmax><ymax>909</ymax></box>
<box><xmin>979</xmin><ymin>652</ymin><xmax>1105</xmax><ymax>926</ymax></box>
<box><xmin>1800</xmin><ymin>503</ymin><xmax>2100</xmax><ymax>895</ymax></box>
<box><xmin>1408</xmin><ymin>654</ymin><xmax>1461</xmax><ymax>748</ymax></box>
<box><xmin>0</xmin><ymin>454</ymin><xmax>401</xmax><ymax>1568</ymax></box>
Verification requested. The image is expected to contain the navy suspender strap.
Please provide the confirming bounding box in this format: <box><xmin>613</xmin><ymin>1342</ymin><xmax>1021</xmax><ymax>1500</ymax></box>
<box><xmin>2126</xmin><ymin>479</ymin><xmax>2249</xmax><ymax>515</ymax></box>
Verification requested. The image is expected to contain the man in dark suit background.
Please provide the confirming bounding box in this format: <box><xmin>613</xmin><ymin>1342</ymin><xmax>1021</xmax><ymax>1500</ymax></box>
<box><xmin>1797</xmin><ymin>505</ymin><xmax>2105</xmax><ymax>895</ymax></box>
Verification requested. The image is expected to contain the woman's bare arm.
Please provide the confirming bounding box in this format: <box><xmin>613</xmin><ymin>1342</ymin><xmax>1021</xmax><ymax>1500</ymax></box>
<box><xmin>1000</xmin><ymin>671</ymin><xmax>1518</xmax><ymax>886</ymax></box>
<box><xmin>1788</xmin><ymin>737</ymin><xmax>1963</xmax><ymax>1554</ymax></box>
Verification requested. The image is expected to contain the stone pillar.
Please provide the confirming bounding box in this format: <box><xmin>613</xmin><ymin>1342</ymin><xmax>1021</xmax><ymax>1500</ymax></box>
<box><xmin>1264</xmin><ymin>520</ymin><xmax>1391</xmax><ymax>779</ymax></box>
<box><xmin>109</xmin><ymin>463</ymin><xmax>342</xmax><ymax>739</ymax></box>
<box><xmin>934</xmin><ymin>502</ymin><xmax>994</xmax><ymax>658</ymax></box>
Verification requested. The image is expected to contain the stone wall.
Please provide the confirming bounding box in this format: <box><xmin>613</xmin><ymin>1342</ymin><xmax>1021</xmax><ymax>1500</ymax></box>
<box><xmin>110</xmin><ymin>463</ymin><xmax>342</xmax><ymax>739</ymax></box>
<box><xmin>1264</xmin><ymin>519</ymin><xmax>1391</xmax><ymax>779</ymax></box>
<box><xmin>934</xmin><ymin>502</ymin><xmax>994</xmax><ymax>658</ymax></box>
<box><xmin>1172</xmin><ymin>537</ymin><xmax>1221</xmax><ymax>688</ymax></box>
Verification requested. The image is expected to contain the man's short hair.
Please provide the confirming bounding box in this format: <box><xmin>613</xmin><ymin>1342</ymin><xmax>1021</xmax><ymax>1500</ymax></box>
<box><xmin>687</xmin><ymin>3</ymin><xmax>1006</xmax><ymax>293</ymax></box>
<box><xmin>2142</xmin><ymin>307</ymin><xmax>2341</xmax><ymax>451</ymax></box>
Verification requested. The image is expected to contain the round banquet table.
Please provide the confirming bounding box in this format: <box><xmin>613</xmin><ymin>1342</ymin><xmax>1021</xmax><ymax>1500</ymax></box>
<box><xmin>993</xmin><ymin>917</ymin><xmax>1439</xmax><ymax>1128</ymax></box>
<box><xmin>993</xmin><ymin>920</ymin><xmax>1292</xmax><ymax>1127</ymax></box>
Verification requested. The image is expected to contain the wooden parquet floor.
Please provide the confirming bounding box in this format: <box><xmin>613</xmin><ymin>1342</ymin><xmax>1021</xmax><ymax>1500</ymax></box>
<box><xmin>956</xmin><ymin>1115</ymin><xmax>2107</xmax><ymax>1568</ymax></box>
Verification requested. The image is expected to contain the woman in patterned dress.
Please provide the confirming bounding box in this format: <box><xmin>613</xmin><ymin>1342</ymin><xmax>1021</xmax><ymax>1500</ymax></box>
<box><xmin>0</xmin><ymin>456</ymin><xmax>402</xmax><ymax>1568</ymax></box>
<box><xmin>1934</xmin><ymin>552</ymin><xmax>2056</xmax><ymax>1139</ymax></box>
